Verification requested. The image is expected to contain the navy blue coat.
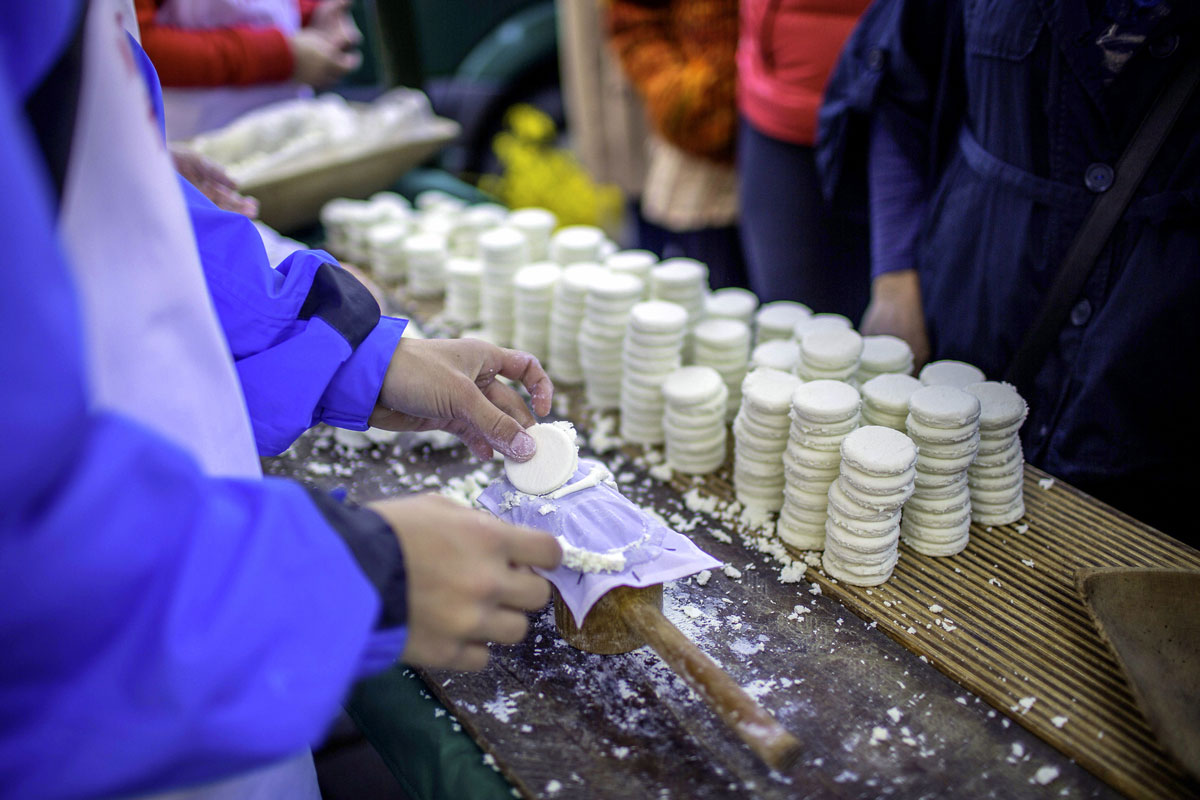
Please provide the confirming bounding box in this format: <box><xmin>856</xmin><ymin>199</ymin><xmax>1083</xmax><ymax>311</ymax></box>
<box><xmin>819</xmin><ymin>0</ymin><xmax>1200</xmax><ymax>541</ymax></box>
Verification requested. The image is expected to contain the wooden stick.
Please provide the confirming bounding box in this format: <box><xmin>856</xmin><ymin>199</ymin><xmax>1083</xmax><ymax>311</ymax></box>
<box><xmin>615</xmin><ymin>589</ymin><xmax>804</xmax><ymax>772</ymax></box>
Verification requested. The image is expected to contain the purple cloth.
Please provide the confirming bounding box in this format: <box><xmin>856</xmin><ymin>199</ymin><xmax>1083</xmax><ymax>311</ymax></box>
<box><xmin>479</xmin><ymin>460</ymin><xmax>722</xmax><ymax>627</ymax></box>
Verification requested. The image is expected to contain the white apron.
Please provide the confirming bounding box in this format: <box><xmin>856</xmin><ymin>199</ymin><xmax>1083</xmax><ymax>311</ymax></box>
<box><xmin>58</xmin><ymin>1</ymin><xmax>321</xmax><ymax>797</ymax></box>
<box><xmin>155</xmin><ymin>0</ymin><xmax>309</xmax><ymax>140</ymax></box>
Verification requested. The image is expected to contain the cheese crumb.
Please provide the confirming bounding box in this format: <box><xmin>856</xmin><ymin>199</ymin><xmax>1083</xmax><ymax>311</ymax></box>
<box><xmin>887</xmin><ymin>707</ymin><xmax>903</xmax><ymax>724</ymax></box>
<box><xmin>870</xmin><ymin>726</ymin><xmax>890</xmax><ymax>744</ymax></box>
<box><xmin>1051</xmin><ymin>716</ymin><xmax>1068</xmax><ymax>729</ymax></box>
<box><xmin>682</xmin><ymin>605</ymin><xmax>702</xmax><ymax>619</ymax></box>
<box><xmin>1038</xmin><ymin>477</ymin><xmax>1055</xmax><ymax>490</ymax></box>
<box><xmin>779</xmin><ymin>562</ymin><xmax>807</xmax><ymax>583</ymax></box>
<box><xmin>695</xmin><ymin>569</ymin><xmax>712</xmax><ymax>587</ymax></box>
<box><xmin>1033</xmin><ymin>766</ymin><xmax>1060</xmax><ymax>785</ymax></box>
<box><xmin>929</xmin><ymin>604</ymin><xmax>944</xmax><ymax>613</ymax></box>
<box><xmin>545</xmin><ymin>779</ymin><xmax>563</xmax><ymax>795</ymax></box>
<box><xmin>723</xmin><ymin>564</ymin><xmax>743</xmax><ymax>580</ymax></box>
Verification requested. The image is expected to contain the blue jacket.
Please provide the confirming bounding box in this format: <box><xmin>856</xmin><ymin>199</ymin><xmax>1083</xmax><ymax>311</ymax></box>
<box><xmin>819</xmin><ymin>0</ymin><xmax>1200</xmax><ymax>540</ymax></box>
<box><xmin>1</xmin><ymin>2</ymin><xmax>408</xmax><ymax>796</ymax></box>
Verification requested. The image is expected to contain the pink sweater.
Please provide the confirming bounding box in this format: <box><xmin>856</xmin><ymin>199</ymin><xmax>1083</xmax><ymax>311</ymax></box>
<box><xmin>737</xmin><ymin>0</ymin><xmax>870</xmax><ymax>146</ymax></box>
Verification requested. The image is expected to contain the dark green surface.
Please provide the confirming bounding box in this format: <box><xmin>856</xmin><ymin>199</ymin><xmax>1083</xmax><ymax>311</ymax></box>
<box><xmin>347</xmin><ymin>667</ymin><xmax>515</xmax><ymax>800</ymax></box>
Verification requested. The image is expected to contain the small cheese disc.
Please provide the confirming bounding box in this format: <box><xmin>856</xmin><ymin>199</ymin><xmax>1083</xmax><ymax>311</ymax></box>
<box><xmin>504</xmin><ymin>423</ymin><xmax>579</xmax><ymax>495</ymax></box>
<box><xmin>919</xmin><ymin>359</ymin><xmax>986</xmax><ymax>388</ymax></box>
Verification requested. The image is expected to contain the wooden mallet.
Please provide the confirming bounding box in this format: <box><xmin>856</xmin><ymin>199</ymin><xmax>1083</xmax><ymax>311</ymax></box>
<box><xmin>554</xmin><ymin>583</ymin><xmax>803</xmax><ymax>771</ymax></box>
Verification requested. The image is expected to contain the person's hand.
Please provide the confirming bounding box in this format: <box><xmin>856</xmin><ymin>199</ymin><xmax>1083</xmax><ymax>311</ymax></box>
<box><xmin>289</xmin><ymin>27</ymin><xmax>361</xmax><ymax>89</ymax></box>
<box><xmin>370</xmin><ymin>494</ymin><xmax>561</xmax><ymax>670</ymax></box>
<box><xmin>369</xmin><ymin>337</ymin><xmax>554</xmax><ymax>462</ymax></box>
<box><xmin>169</xmin><ymin>145</ymin><xmax>259</xmax><ymax>217</ymax></box>
<box><xmin>860</xmin><ymin>269</ymin><xmax>931</xmax><ymax>369</ymax></box>
<box><xmin>309</xmin><ymin>0</ymin><xmax>362</xmax><ymax>52</ymax></box>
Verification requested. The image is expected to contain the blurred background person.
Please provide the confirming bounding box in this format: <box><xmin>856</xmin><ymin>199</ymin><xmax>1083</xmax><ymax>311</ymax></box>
<box><xmin>137</xmin><ymin>0</ymin><xmax>363</xmax><ymax>140</ymax></box>
<box><xmin>737</xmin><ymin>0</ymin><xmax>871</xmax><ymax>314</ymax></box>
<box><xmin>608</xmin><ymin>0</ymin><xmax>747</xmax><ymax>290</ymax></box>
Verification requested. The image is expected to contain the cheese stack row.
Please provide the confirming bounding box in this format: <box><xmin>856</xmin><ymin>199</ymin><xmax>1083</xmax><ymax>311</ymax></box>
<box><xmin>754</xmin><ymin>301</ymin><xmax>811</xmax><ymax>345</ymax></box>
<box><xmin>507</xmin><ymin>207</ymin><xmax>557</xmax><ymax>262</ymax></box>
<box><xmin>550</xmin><ymin>225</ymin><xmax>606</xmax><ymax>265</ymax></box>
<box><xmin>367</xmin><ymin>222</ymin><xmax>408</xmax><ymax>281</ymax></box>
<box><xmin>606</xmin><ymin>250</ymin><xmax>658</xmax><ymax>297</ymax></box>
<box><xmin>704</xmin><ymin>287</ymin><xmax>758</xmax><ymax>327</ymax></box>
<box><xmin>860</xmin><ymin>373</ymin><xmax>922</xmax><ymax>431</ymax></box>
<box><xmin>451</xmin><ymin>204</ymin><xmax>507</xmax><ymax>257</ymax></box>
<box><xmin>546</xmin><ymin>264</ymin><xmax>606</xmax><ymax>384</ymax></box>
<box><xmin>964</xmin><ymin>381</ymin><xmax>1029</xmax><ymax>526</ymax></box>
<box><xmin>479</xmin><ymin>226</ymin><xmax>530</xmax><ymax>346</ymax></box>
<box><xmin>663</xmin><ymin>366</ymin><xmax>729</xmax><ymax>474</ymax></box>
<box><xmin>512</xmin><ymin>263</ymin><xmax>561</xmax><ymax>364</ymax></box>
<box><xmin>796</xmin><ymin>328</ymin><xmax>863</xmax><ymax>384</ymax></box>
<box><xmin>650</xmin><ymin>259</ymin><xmax>709</xmax><ymax>359</ymax></box>
<box><xmin>692</xmin><ymin>319</ymin><xmax>751</xmax><ymax>422</ymax></box>
<box><xmin>856</xmin><ymin>335</ymin><xmax>914</xmax><ymax>383</ymax></box>
<box><xmin>579</xmin><ymin>273</ymin><xmax>644</xmax><ymax>410</ymax></box>
<box><xmin>443</xmin><ymin>257</ymin><xmax>483</xmax><ymax>326</ymax></box>
<box><xmin>901</xmin><ymin>386</ymin><xmax>982</xmax><ymax>557</ymax></box>
<box><xmin>732</xmin><ymin>368</ymin><xmax>802</xmax><ymax>512</ymax></box>
<box><xmin>751</xmin><ymin>339</ymin><xmax>801</xmax><ymax>373</ymax></box>
<box><xmin>619</xmin><ymin>301</ymin><xmax>688</xmax><ymax>444</ymax></box>
<box><xmin>403</xmin><ymin>233</ymin><xmax>448</xmax><ymax>298</ymax></box>
<box><xmin>822</xmin><ymin>426</ymin><xmax>918</xmax><ymax>586</ymax></box>
<box><xmin>777</xmin><ymin>380</ymin><xmax>862</xmax><ymax>551</ymax></box>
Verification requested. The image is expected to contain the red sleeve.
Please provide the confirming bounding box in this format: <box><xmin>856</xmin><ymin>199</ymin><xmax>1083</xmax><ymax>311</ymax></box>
<box><xmin>135</xmin><ymin>0</ymin><xmax>296</xmax><ymax>87</ymax></box>
<box><xmin>298</xmin><ymin>0</ymin><xmax>321</xmax><ymax>27</ymax></box>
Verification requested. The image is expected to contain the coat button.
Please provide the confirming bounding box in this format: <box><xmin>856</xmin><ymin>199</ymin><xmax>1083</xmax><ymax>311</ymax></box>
<box><xmin>1070</xmin><ymin>297</ymin><xmax>1092</xmax><ymax>326</ymax></box>
<box><xmin>1149</xmin><ymin>34</ymin><xmax>1179</xmax><ymax>59</ymax></box>
<box><xmin>867</xmin><ymin>48</ymin><xmax>886</xmax><ymax>71</ymax></box>
<box><xmin>1085</xmin><ymin>163</ymin><xmax>1114</xmax><ymax>192</ymax></box>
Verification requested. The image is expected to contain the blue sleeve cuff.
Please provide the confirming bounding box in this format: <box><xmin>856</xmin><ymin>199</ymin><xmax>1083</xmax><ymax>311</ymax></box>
<box><xmin>356</xmin><ymin>628</ymin><xmax>408</xmax><ymax>678</ymax></box>
<box><xmin>316</xmin><ymin>316</ymin><xmax>407</xmax><ymax>430</ymax></box>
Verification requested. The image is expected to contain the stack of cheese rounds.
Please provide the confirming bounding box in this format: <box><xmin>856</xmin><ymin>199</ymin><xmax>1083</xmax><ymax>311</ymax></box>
<box><xmin>650</xmin><ymin>258</ymin><xmax>709</xmax><ymax>357</ymax></box>
<box><xmin>619</xmin><ymin>301</ymin><xmax>688</xmax><ymax>444</ymax></box>
<box><xmin>403</xmin><ymin>232</ymin><xmax>448</xmax><ymax>299</ymax></box>
<box><xmin>856</xmin><ymin>335</ymin><xmax>915</xmax><ymax>383</ymax></box>
<box><xmin>755</xmin><ymin>301</ymin><xmax>811</xmax><ymax>345</ymax></box>
<box><xmin>452</xmin><ymin>203</ymin><xmax>508</xmax><ymax>257</ymax></box>
<box><xmin>901</xmin><ymin>385</ymin><xmax>982</xmax><ymax>556</ymax></box>
<box><xmin>823</xmin><ymin>426</ymin><xmax>918</xmax><ymax>586</ymax></box>
<box><xmin>796</xmin><ymin>328</ymin><xmax>864</xmax><ymax>384</ymax></box>
<box><xmin>550</xmin><ymin>225</ymin><xmax>606</xmax><ymax>265</ymax></box>
<box><xmin>777</xmin><ymin>380</ymin><xmax>862</xmax><ymax>551</ymax></box>
<box><xmin>704</xmin><ymin>287</ymin><xmax>759</xmax><ymax>327</ymax></box>
<box><xmin>547</xmin><ymin>263</ymin><xmax>607</xmax><ymax>384</ymax></box>
<box><xmin>692</xmin><ymin>318</ymin><xmax>752</xmax><ymax>422</ymax></box>
<box><xmin>507</xmin><ymin>207</ymin><xmax>557</xmax><ymax>262</ymax></box>
<box><xmin>793</xmin><ymin>313</ymin><xmax>853</xmax><ymax>342</ymax></box>
<box><xmin>662</xmin><ymin>366</ymin><xmax>729</xmax><ymax>474</ymax></box>
<box><xmin>751</xmin><ymin>339</ymin><xmax>801</xmax><ymax>373</ymax></box>
<box><xmin>733</xmin><ymin>368</ymin><xmax>802</xmax><ymax>511</ymax></box>
<box><xmin>579</xmin><ymin>272</ymin><xmax>645</xmax><ymax>410</ymax></box>
<box><xmin>860</xmin><ymin>373</ymin><xmax>923</xmax><ymax>430</ymax></box>
<box><xmin>512</xmin><ymin>263</ymin><xmax>562</xmax><ymax>364</ymax></box>
<box><xmin>366</xmin><ymin>221</ymin><xmax>408</xmax><ymax>281</ymax></box>
<box><xmin>319</xmin><ymin>198</ymin><xmax>363</xmax><ymax>259</ymax></box>
<box><xmin>443</xmin><ymin>257</ymin><xmax>483</xmax><ymax>326</ymax></box>
<box><xmin>342</xmin><ymin>199</ymin><xmax>396</xmax><ymax>263</ymax></box>
<box><xmin>605</xmin><ymin>250</ymin><xmax>658</xmax><ymax>297</ymax></box>
<box><xmin>478</xmin><ymin>226</ymin><xmax>530</xmax><ymax>346</ymax></box>
<box><xmin>920</xmin><ymin>359</ymin><xmax>986</xmax><ymax>388</ymax></box>
<box><xmin>964</xmin><ymin>381</ymin><xmax>1029</xmax><ymax>526</ymax></box>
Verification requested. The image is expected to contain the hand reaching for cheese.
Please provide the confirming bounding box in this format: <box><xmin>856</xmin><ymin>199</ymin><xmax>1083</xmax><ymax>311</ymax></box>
<box><xmin>370</xmin><ymin>337</ymin><xmax>555</xmax><ymax>462</ymax></box>
<box><xmin>370</xmin><ymin>495</ymin><xmax>561</xmax><ymax>670</ymax></box>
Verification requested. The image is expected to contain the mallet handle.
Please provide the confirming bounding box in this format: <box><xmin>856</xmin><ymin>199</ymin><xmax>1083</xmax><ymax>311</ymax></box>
<box><xmin>621</xmin><ymin>595</ymin><xmax>803</xmax><ymax>771</ymax></box>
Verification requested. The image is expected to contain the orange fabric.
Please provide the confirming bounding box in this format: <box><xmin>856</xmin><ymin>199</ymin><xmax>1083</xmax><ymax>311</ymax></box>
<box><xmin>135</xmin><ymin>0</ymin><xmax>298</xmax><ymax>87</ymax></box>
<box><xmin>607</xmin><ymin>0</ymin><xmax>738</xmax><ymax>164</ymax></box>
<box><xmin>737</xmin><ymin>0</ymin><xmax>870</xmax><ymax>146</ymax></box>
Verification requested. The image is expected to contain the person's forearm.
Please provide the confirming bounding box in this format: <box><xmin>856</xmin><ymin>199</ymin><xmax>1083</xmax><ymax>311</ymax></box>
<box><xmin>868</xmin><ymin>115</ymin><xmax>927</xmax><ymax>279</ymax></box>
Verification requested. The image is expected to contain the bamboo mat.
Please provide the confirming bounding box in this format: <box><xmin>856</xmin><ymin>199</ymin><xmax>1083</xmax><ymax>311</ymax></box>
<box><xmin>651</xmin><ymin>451</ymin><xmax>1200</xmax><ymax>800</ymax></box>
<box><xmin>394</xmin><ymin>292</ymin><xmax>1200</xmax><ymax>798</ymax></box>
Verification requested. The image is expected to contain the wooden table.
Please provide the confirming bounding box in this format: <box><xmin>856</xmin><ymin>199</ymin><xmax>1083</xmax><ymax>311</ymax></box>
<box><xmin>267</xmin><ymin>412</ymin><xmax>1195</xmax><ymax>799</ymax></box>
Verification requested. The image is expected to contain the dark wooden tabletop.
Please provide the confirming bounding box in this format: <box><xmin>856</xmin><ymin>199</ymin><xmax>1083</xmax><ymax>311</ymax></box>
<box><xmin>266</xmin><ymin>425</ymin><xmax>1123</xmax><ymax>800</ymax></box>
